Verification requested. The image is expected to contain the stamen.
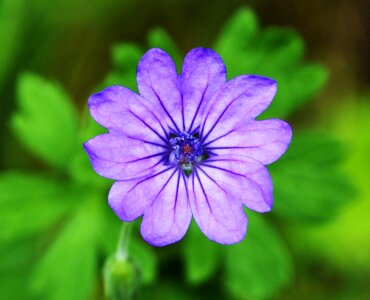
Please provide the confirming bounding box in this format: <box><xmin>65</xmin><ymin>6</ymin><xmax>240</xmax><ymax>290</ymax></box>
<box><xmin>169</xmin><ymin>132</ymin><xmax>203</xmax><ymax>166</ymax></box>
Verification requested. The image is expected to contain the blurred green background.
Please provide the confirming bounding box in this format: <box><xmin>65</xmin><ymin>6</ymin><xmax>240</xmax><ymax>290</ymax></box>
<box><xmin>0</xmin><ymin>0</ymin><xmax>369</xmax><ymax>299</ymax></box>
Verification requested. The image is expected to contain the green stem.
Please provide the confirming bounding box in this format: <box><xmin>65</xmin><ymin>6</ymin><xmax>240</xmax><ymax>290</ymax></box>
<box><xmin>116</xmin><ymin>222</ymin><xmax>132</xmax><ymax>261</ymax></box>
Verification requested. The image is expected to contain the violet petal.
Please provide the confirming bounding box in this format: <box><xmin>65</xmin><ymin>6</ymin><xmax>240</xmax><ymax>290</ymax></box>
<box><xmin>83</xmin><ymin>132</ymin><xmax>166</xmax><ymax>180</ymax></box>
<box><xmin>204</xmin><ymin>119</ymin><xmax>292</xmax><ymax>164</ymax></box>
<box><xmin>108</xmin><ymin>166</ymin><xmax>176</xmax><ymax>222</ymax></box>
<box><xmin>199</xmin><ymin>154</ymin><xmax>273</xmax><ymax>213</ymax></box>
<box><xmin>200</xmin><ymin>75</ymin><xmax>277</xmax><ymax>143</ymax></box>
<box><xmin>88</xmin><ymin>85</ymin><xmax>168</xmax><ymax>144</ymax></box>
<box><xmin>137</xmin><ymin>48</ymin><xmax>183</xmax><ymax>132</ymax></box>
<box><xmin>189</xmin><ymin>168</ymin><xmax>248</xmax><ymax>244</ymax></box>
<box><xmin>179</xmin><ymin>47</ymin><xmax>226</xmax><ymax>132</ymax></box>
<box><xmin>140</xmin><ymin>171</ymin><xmax>192</xmax><ymax>246</ymax></box>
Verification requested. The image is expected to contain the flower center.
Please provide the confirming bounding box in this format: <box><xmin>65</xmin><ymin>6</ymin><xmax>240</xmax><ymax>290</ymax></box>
<box><xmin>169</xmin><ymin>132</ymin><xmax>203</xmax><ymax>167</ymax></box>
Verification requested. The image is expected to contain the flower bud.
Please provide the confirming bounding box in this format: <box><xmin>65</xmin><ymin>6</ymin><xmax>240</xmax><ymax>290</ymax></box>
<box><xmin>103</xmin><ymin>255</ymin><xmax>139</xmax><ymax>300</ymax></box>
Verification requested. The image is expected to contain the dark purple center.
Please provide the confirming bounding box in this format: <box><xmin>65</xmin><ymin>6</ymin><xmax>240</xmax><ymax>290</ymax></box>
<box><xmin>169</xmin><ymin>132</ymin><xmax>203</xmax><ymax>165</ymax></box>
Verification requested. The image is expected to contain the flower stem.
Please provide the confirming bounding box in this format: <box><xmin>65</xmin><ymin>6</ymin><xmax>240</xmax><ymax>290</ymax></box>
<box><xmin>104</xmin><ymin>222</ymin><xmax>138</xmax><ymax>300</ymax></box>
<box><xmin>116</xmin><ymin>222</ymin><xmax>132</xmax><ymax>261</ymax></box>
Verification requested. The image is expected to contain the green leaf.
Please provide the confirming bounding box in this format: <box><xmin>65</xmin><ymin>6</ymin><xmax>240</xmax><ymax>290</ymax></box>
<box><xmin>262</xmin><ymin>63</ymin><xmax>327</xmax><ymax>118</ymax></box>
<box><xmin>214</xmin><ymin>7</ymin><xmax>258</xmax><ymax>56</ymax></box>
<box><xmin>277</xmin><ymin>132</ymin><xmax>346</xmax><ymax>166</ymax></box>
<box><xmin>253</xmin><ymin>27</ymin><xmax>305</xmax><ymax>70</ymax></box>
<box><xmin>102</xmin><ymin>43</ymin><xmax>143</xmax><ymax>91</ymax></box>
<box><xmin>0</xmin><ymin>171</ymin><xmax>77</xmax><ymax>241</ymax></box>
<box><xmin>11</xmin><ymin>74</ymin><xmax>79</xmax><ymax>169</ymax></box>
<box><xmin>182</xmin><ymin>221</ymin><xmax>222</xmax><ymax>284</ymax></box>
<box><xmin>0</xmin><ymin>274</ymin><xmax>32</xmax><ymax>300</ymax></box>
<box><xmin>0</xmin><ymin>238</ymin><xmax>37</xmax><ymax>299</ymax></box>
<box><xmin>30</xmin><ymin>199</ymin><xmax>102</xmax><ymax>300</ymax></box>
<box><xmin>147</xmin><ymin>27</ymin><xmax>183</xmax><ymax>71</ymax></box>
<box><xmin>225</xmin><ymin>213</ymin><xmax>293</xmax><ymax>300</ymax></box>
<box><xmin>270</xmin><ymin>132</ymin><xmax>355</xmax><ymax>223</ymax></box>
<box><xmin>0</xmin><ymin>0</ymin><xmax>24</xmax><ymax>92</ymax></box>
<box><xmin>288</xmin><ymin>97</ymin><xmax>370</xmax><ymax>273</ymax></box>
<box><xmin>0</xmin><ymin>274</ymin><xmax>29</xmax><ymax>299</ymax></box>
<box><xmin>214</xmin><ymin>7</ymin><xmax>328</xmax><ymax>118</ymax></box>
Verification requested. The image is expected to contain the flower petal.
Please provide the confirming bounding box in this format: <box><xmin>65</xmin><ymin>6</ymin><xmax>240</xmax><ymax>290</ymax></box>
<box><xmin>204</xmin><ymin>119</ymin><xmax>292</xmax><ymax>165</ymax></box>
<box><xmin>83</xmin><ymin>133</ymin><xmax>166</xmax><ymax>180</ymax></box>
<box><xmin>108</xmin><ymin>166</ymin><xmax>177</xmax><ymax>222</ymax></box>
<box><xmin>189</xmin><ymin>168</ymin><xmax>248</xmax><ymax>244</ymax></box>
<box><xmin>200</xmin><ymin>75</ymin><xmax>277</xmax><ymax>144</ymax></box>
<box><xmin>140</xmin><ymin>171</ymin><xmax>192</xmax><ymax>246</ymax></box>
<box><xmin>137</xmin><ymin>48</ymin><xmax>183</xmax><ymax>132</ymax></box>
<box><xmin>199</xmin><ymin>155</ymin><xmax>273</xmax><ymax>213</ymax></box>
<box><xmin>179</xmin><ymin>47</ymin><xmax>226</xmax><ymax>132</ymax></box>
<box><xmin>88</xmin><ymin>85</ymin><xmax>168</xmax><ymax>145</ymax></box>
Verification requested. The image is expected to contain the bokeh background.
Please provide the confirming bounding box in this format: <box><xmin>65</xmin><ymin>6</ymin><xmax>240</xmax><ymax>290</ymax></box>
<box><xmin>1</xmin><ymin>0</ymin><xmax>369</xmax><ymax>299</ymax></box>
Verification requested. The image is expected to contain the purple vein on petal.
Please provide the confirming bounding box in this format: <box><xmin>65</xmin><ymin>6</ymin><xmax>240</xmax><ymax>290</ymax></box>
<box><xmin>126</xmin><ymin>136</ymin><xmax>168</xmax><ymax>148</ymax></box>
<box><xmin>197</xmin><ymin>166</ymin><xmax>228</xmax><ymax>194</ymax></box>
<box><xmin>150</xmin><ymin>107</ymin><xmax>172</xmax><ymax>140</ymax></box>
<box><xmin>126</xmin><ymin>151</ymin><xmax>167</xmax><ymax>163</ymax></box>
<box><xmin>190</xmin><ymin>125</ymin><xmax>200</xmax><ymax>136</ymax></box>
<box><xmin>150</xmin><ymin>87</ymin><xmax>181</xmax><ymax>133</ymax></box>
<box><xmin>204</xmin><ymin>150</ymin><xmax>217</xmax><ymax>156</ymax></box>
<box><xmin>200</xmin><ymin>163</ymin><xmax>244</xmax><ymax>177</ymax></box>
<box><xmin>173</xmin><ymin>170</ymin><xmax>181</xmax><ymax>209</ymax></box>
<box><xmin>194</xmin><ymin>169</ymin><xmax>213</xmax><ymax>214</ymax></box>
<box><xmin>128</xmin><ymin>110</ymin><xmax>168</xmax><ymax>144</ymax></box>
<box><xmin>187</xmin><ymin>84</ymin><xmax>209</xmax><ymax>133</ymax></box>
<box><xmin>118</xmin><ymin>167</ymin><xmax>176</xmax><ymax>217</ymax></box>
<box><xmin>181</xmin><ymin>171</ymin><xmax>190</xmax><ymax>201</ymax></box>
<box><xmin>151</xmin><ymin>168</ymin><xmax>178</xmax><ymax>207</ymax></box>
<box><xmin>181</xmin><ymin>93</ymin><xmax>185</xmax><ymax>132</ymax></box>
<box><xmin>194</xmin><ymin>169</ymin><xmax>235</xmax><ymax>231</ymax></box>
<box><xmin>200</xmin><ymin>93</ymin><xmax>244</xmax><ymax>143</ymax></box>
<box><xmin>146</xmin><ymin>156</ymin><xmax>169</xmax><ymax>172</ymax></box>
<box><xmin>205</xmin><ymin>146</ymin><xmax>259</xmax><ymax>150</ymax></box>
<box><xmin>203</xmin><ymin>129</ymin><xmax>235</xmax><ymax>147</ymax></box>
<box><xmin>128</xmin><ymin>166</ymin><xmax>175</xmax><ymax>193</ymax></box>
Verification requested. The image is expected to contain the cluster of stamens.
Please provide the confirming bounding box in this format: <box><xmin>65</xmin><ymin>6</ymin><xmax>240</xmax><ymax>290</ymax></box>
<box><xmin>169</xmin><ymin>132</ymin><xmax>203</xmax><ymax>171</ymax></box>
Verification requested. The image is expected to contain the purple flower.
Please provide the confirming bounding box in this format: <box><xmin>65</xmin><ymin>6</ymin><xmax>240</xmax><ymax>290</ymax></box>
<box><xmin>84</xmin><ymin>48</ymin><xmax>292</xmax><ymax>246</ymax></box>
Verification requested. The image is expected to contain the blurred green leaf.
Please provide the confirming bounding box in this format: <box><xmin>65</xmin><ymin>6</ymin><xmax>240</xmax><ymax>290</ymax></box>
<box><xmin>139</xmin><ymin>283</ymin><xmax>193</xmax><ymax>300</ymax></box>
<box><xmin>68</xmin><ymin>148</ymin><xmax>110</xmax><ymax>188</ymax></box>
<box><xmin>11</xmin><ymin>73</ymin><xmax>79</xmax><ymax>169</ymax></box>
<box><xmin>0</xmin><ymin>238</ymin><xmax>37</xmax><ymax>300</ymax></box>
<box><xmin>254</xmin><ymin>27</ymin><xmax>304</xmax><ymax>70</ymax></box>
<box><xmin>0</xmin><ymin>171</ymin><xmax>76</xmax><ymax>241</ymax></box>
<box><xmin>225</xmin><ymin>214</ymin><xmax>293</xmax><ymax>300</ymax></box>
<box><xmin>0</xmin><ymin>239</ymin><xmax>35</xmax><ymax>272</ymax></box>
<box><xmin>129</xmin><ymin>238</ymin><xmax>158</xmax><ymax>284</ymax></box>
<box><xmin>215</xmin><ymin>7</ymin><xmax>328</xmax><ymax>118</ymax></box>
<box><xmin>214</xmin><ymin>7</ymin><xmax>258</xmax><ymax>56</ymax></box>
<box><xmin>102</xmin><ymin>43</ymin><xmax>143</xmax><ymax>91</ymax></box>
<box><xmin>30</xmin><ymin>199</ymin><xmax>102</xmax><ymax>300</ymax></box>
<box><xmin>182</xmin><ymin>222</ymin><xmax>222</xmax><ymax>284</ymax></box>
<box><xmin>279</xmin><ymin>132</ymin><xmax>346</xmax><ymax>165</ymax></box>
<box><xmin>0</xmin><ymin>0</ymin><xmax>24</xmax><ymax>92</ymax></box>
<box><xmin>147</xmin><ymin>27</ymin><xmax>182</xmax><ymax>71</ymax></box>
<box><xmin>0</xmin><ymin>274</ymin><xmax>32</xmax><ymax>300</ymax></box>
<box><xmin>270</xmin><ymin>132</ymin><xmax>355</xmax><ymax>223</ymax></box>
<box><xmin>289</xmin><ymin>97</ymin><xmax>370</xmax><ymax>273</ymax></box>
